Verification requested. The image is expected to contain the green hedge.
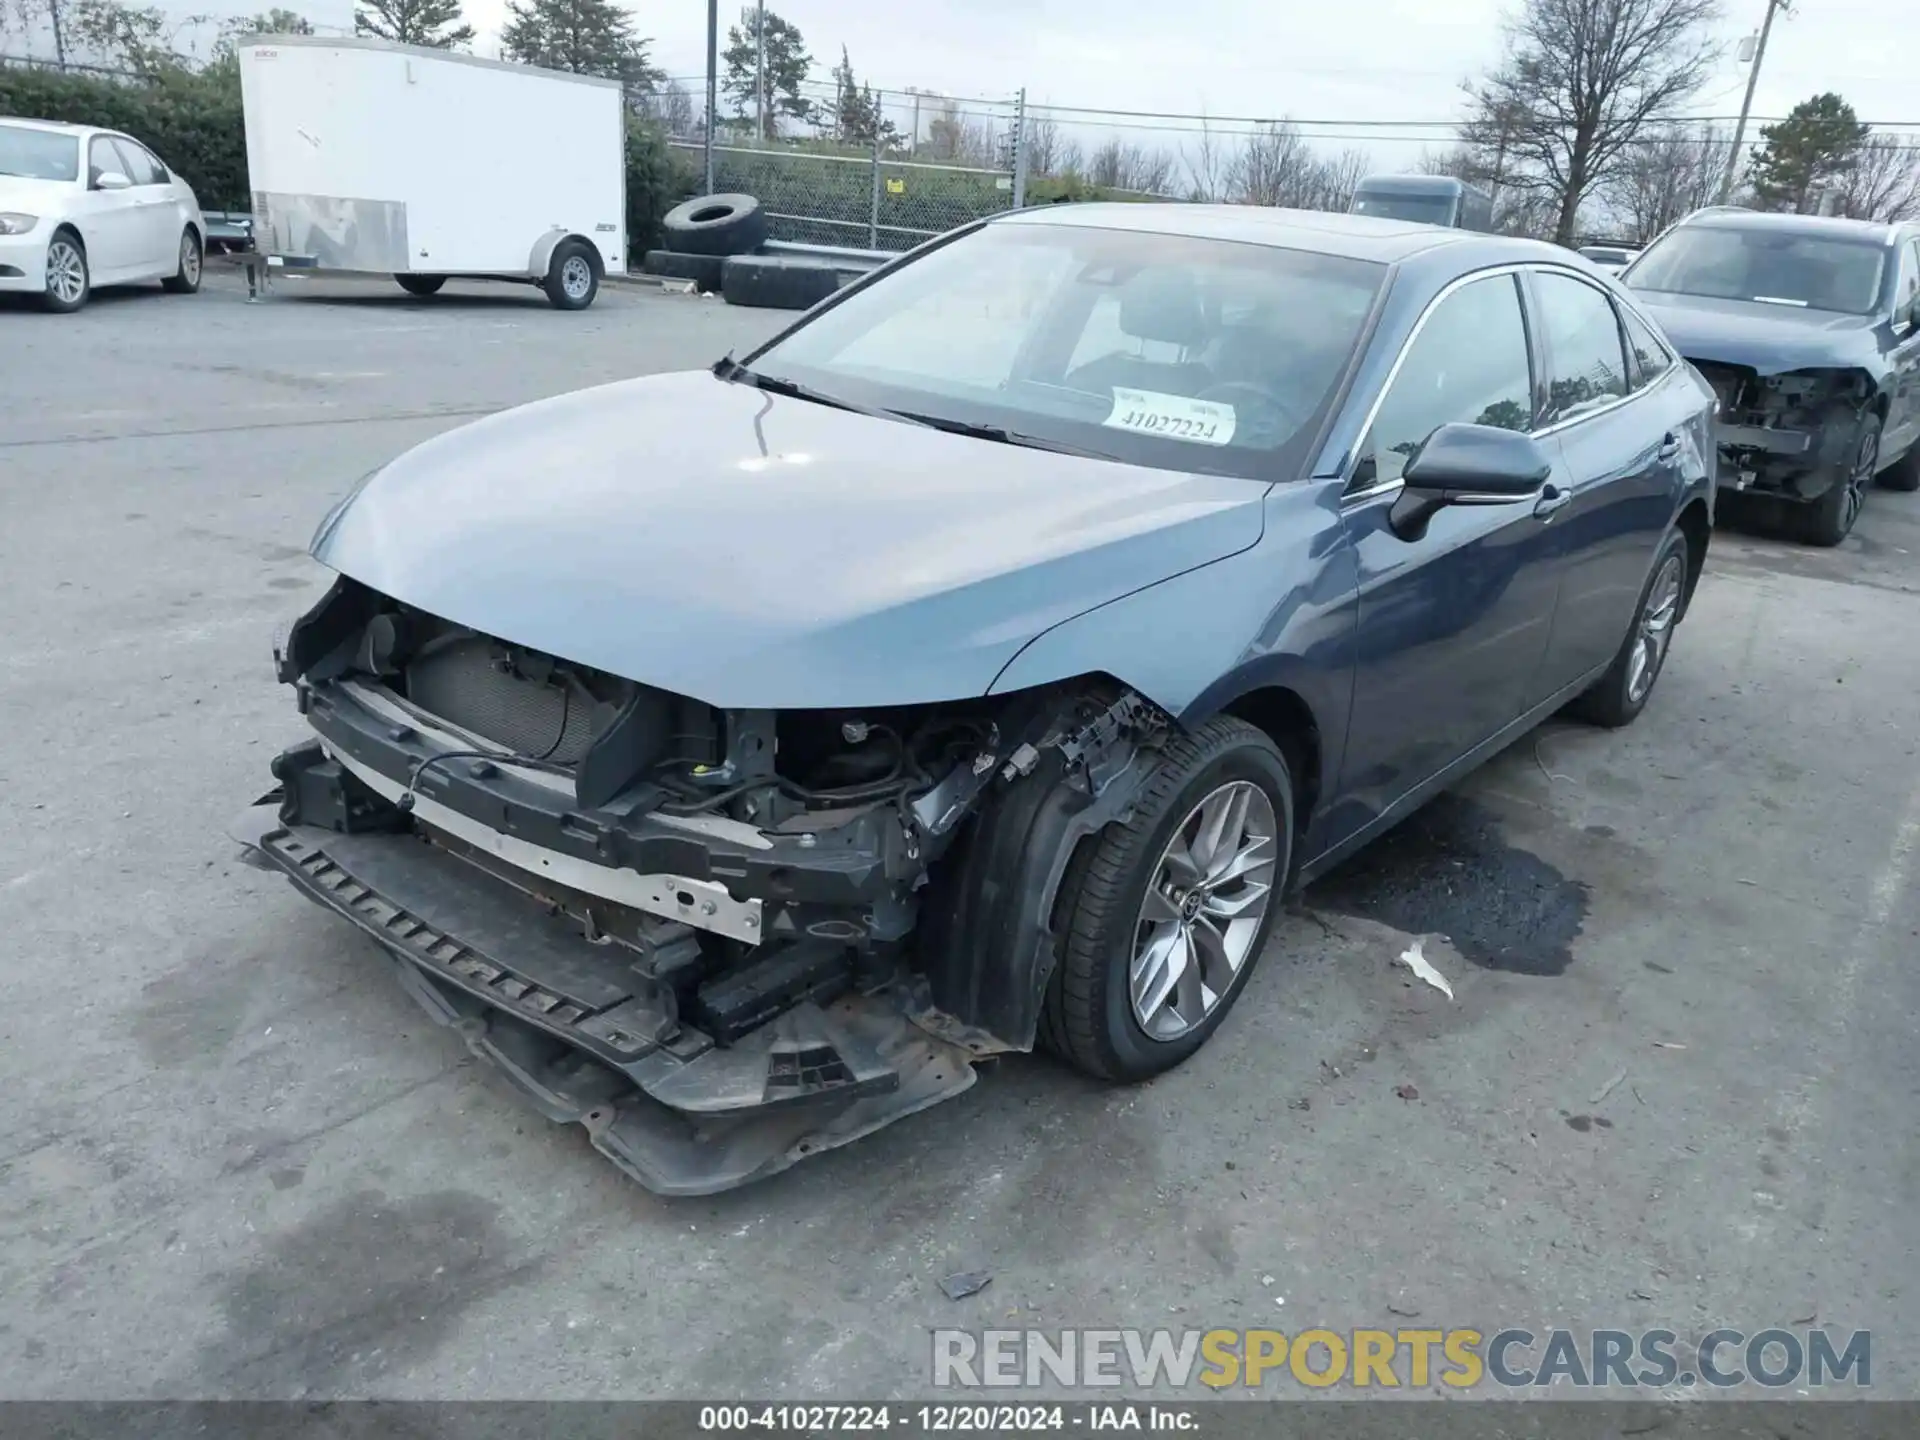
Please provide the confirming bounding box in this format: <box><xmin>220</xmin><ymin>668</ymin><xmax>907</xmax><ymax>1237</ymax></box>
<box><xmin>0</xmin><ymin>63</ymin><xmax>699</xmax><ymax>257</ymax></box>
<box><xmin>626</xmin><ymin>116</ymin><xmax>700</xmax><ymax>255</ymax></box>
<box><xmin>0</xmin><ymin>64</ymin><xmax>249</xmax><ymax>209</ymax></box>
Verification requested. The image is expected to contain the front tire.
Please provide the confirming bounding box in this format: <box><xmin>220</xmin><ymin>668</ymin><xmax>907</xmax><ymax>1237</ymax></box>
<box><xmin>1799</xmin><ymin>413</ymin><xmax>1879</xmax><ymax>546</ymax></box>
<box><xmin>396</xmin><ymin>273</ymin><xmax>446</xmax><ymax>297</ymax></box>
<box><xmin>41</xmin><ymin>230</ymin><xmax>89</xmax><ymax>313</ymax></box>
<box><xmin>543</xmin><ymin>240</ymin><xmax>599</xmax><ymax>311</ymax></box>
<box><xmin>162</xmin><ymin>226</ymin><xmax>202</xmax><ymax>294</ymax></box>
<box><xmin>1568</xmin><ymin>528</ymin><xmax>1690</xmax><ymax>729</ymax></box>
<box><xmin>1041</xmin><ymin>717</ymin><xmax>1293</xmax><ymax>1082</ymax></box>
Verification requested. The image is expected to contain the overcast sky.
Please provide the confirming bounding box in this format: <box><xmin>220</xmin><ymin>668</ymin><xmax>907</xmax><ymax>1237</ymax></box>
<box><xmin>11</xmin><ymin>0</ymin><xmax>1917</xmax><ymax>168</ymax></box>
<box><xmin>447</xmin><ymin>0</ymin><xmax>1920</xmax><ymax>166</ymax></box>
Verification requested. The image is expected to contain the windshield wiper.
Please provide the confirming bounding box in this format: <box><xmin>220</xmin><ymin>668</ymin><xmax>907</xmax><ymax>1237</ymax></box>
<box><xmin>712</xmin><ymin>354</ymin><xmax>928</xmax><ymax>426</ymax></box>
<box><xmin>890</xmin><ymin>411</ymin><xmax>1113</xmax><ymax>460</ymax></box>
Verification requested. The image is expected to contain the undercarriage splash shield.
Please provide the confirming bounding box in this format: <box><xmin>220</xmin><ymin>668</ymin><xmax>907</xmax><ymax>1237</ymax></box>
<box><xmin>232</xmin><ymin>807</ymin><xmax>980</xmax><ymax>1194</ymax></box>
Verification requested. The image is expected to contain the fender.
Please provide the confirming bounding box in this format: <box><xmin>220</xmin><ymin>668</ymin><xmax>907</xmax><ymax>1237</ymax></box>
<box><xmin>526</xmin><ymin>228</ymin><xmax>594</xmax><ymax>281</ymax></box>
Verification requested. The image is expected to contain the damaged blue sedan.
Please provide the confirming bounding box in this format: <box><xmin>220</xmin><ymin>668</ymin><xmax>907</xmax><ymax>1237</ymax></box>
<box><xmin>237</xmin><ymin>205</ymin><xmax>1716</xmax><ymax>1194</ymax></box>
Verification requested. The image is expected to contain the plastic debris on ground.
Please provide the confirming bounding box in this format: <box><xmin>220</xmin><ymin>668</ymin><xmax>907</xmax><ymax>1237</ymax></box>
<box><xmin>1396</xmin><ymin>938</ymin><xmax>1455</xmax><ymax>1000</ymax></box>
<box><xmin>940</xmin><ymin>1270</ymin><xmax>992</xmax><ymax>1300</ymax></box>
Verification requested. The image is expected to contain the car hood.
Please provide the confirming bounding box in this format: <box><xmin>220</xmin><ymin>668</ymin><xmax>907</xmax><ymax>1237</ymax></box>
<box><xmin>1633</xmin><ymin>290</ymin><xmax>1884</xmax><ymax>376</ymax></box>
<box><xmin>0</xmin><ymin>176</ymin><xmax>76</xmax><ymax>212</ymax></box>
<box><xmin>311</xmin><ymin>370</ymin><xmax>1269</xmax><ymax>709</ymax></box>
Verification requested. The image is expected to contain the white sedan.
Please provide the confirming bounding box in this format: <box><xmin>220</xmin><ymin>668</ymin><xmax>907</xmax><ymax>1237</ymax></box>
<box><xmin>0</xmin><ymin>117</ymin><xmax>206</xmax><ymax>313</ymax></box>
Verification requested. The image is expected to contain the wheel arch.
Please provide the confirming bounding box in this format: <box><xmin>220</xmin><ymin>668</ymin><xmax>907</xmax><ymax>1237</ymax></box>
<box><xmin>1206</xmin><ymin>684</ymin><xmax>1323</xmax><ymax>850</ymax></box>
<box><xmin>1673</xmin><ymin>496</ymin><xmax>1710</xmax><ymax>616</ymax></box>
<box><xmin>529</xmin><ymin>229</ymin><xmax>603</xmax><ymax>280</ymax></box>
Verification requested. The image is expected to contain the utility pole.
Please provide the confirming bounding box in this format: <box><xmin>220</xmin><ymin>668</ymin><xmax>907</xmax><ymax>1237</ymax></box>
<box><xmin>755</xmin><ymin>0</ymin><xmax>767</xmax><ymax>142</ymax></box>
<box><xmin>1719</xmin><ymin>0</ymin><xmax>1790</xmax><ymax>204</ymax></box>
<box><xmin>49</xmin><ymin>0</ymin><xmax>68</xmax><ymax>69</ymax></box>
<box><xmin>1010</xmin><ymin>88</ymin><xmax>1029</xmax><ymax>208</ymax></box>
<box><xmin>703</xmin><ymin>0</ymin><xmax>718</xmax><ymax>192</ymax></box>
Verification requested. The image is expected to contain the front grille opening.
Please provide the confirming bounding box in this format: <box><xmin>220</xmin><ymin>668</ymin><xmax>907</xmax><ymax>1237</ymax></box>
<box><xmin>405</xmin><ymin>633</ymin><xmax>605</xmax><ymax>763</ymax></box>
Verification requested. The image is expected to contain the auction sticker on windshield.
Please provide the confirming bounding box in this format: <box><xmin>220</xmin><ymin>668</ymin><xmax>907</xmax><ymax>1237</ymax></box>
<box><xmin>1104</xmin><ymin>388</ymin><xmax>1237</xmax><ymax>446</ymax></box>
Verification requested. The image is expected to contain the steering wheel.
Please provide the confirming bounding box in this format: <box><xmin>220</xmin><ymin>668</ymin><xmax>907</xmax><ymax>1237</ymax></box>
<box><xmin>1196</xmin><ymin>382</ymin><xmax>1304</xmax><ymax>449</ymax></box>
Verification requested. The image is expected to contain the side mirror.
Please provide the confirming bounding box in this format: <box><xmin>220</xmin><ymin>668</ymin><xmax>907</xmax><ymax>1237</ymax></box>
<box><xmin>94</xmin><ymin>170</ymin><xmax>131</xmax><ymax>191</ymax></box>
<box><xmin>1391</xmin><ymin>422</ymin><xmax>1553</xmax><ymax>540</ymax></box>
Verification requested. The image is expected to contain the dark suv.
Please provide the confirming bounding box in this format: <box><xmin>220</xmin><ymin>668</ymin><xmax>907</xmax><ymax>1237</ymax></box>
<box><xmin>1623</xmin><ymin>208</ymin><xmax>1920</xmax><ymax>545</ymax></box>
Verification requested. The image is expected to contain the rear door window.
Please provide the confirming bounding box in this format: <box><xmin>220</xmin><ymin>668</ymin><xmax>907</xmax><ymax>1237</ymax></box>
<box><xmin>1621</xmin><ymin>306</ymin><xmax>1673</xmax><ymax>392</ymax></box>
<box><xmin>110</xmin><ymin>138</ymin><xmax>167</xmax><ymax>186</ymax></box>
<box><xmin>1534</xmin><ymin>271</ymin><xmax>1630</xmax><ymax>424</ymax></box>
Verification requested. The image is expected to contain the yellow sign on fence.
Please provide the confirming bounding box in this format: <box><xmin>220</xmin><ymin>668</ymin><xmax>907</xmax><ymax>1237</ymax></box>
<box><xmin>885</xmin><ymin>178</ymin><xmax>906</xmax><ymax>195</ymax></box>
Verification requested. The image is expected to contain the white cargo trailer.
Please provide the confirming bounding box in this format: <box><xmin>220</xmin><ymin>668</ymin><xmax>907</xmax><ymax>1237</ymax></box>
<box><xmin>237</xmin><ymin>35</ymin><xmax>625</xmax><ymax>309</ymax></box>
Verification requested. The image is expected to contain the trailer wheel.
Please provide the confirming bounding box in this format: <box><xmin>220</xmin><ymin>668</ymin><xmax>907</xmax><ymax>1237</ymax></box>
<box><xmin>661</xmin><ymin>194</ymin><xmax>768</xmax><ymax>257</ymax></box>
<box><xmin>544</xmin><ymin>240</ymin><xmax>600</xmax><ymax>310</ymax></box>
<box><xmin>395</xmin><ymin>273</ymin><xmax>446</xmax><ymax>297</ymax></box>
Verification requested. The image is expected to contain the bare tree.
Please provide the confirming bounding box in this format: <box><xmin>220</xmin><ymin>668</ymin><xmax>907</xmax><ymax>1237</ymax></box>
<box><xmin>1832</xmin><ymin>138</ymin><xmax>1920</xmax><ymax>222</ymax></box>
<box><xmin>1228</xmin><ymin>121</ymin><xmax>1324</xmax><ymax>207</ymax></box>
<box><xmin>1462</xmin><ymin>0</ymin><xmax>1723</xmax><ymax>245</ymax></box>
<box><xmin>1018</xmin><ymin>113</ymin><xmax>1064</xmax><ymax>177</ymax></box>
<box><xmin>1182</xmin><ymin>115</ymin><xmax>1230</xmax><ymax>202</ymax></box>
<box><xmin>1599</xmin><ymin>126</ymin><xmax>1732</xmax><ymax>240</ymax></box>
<box><xmin>635</xmin><ymin>77</ymin><xmax>697</xmax><ymax>137</ymax></box>
<box><xmin>1310</xmin><ymin>146</ymin><xmax>1369</xmax><ymax>211</ymax></box>
<box><xmin>1083</xmin><ymin>137</ymin><xmax>1176</xmax><ymax>194</ymax></box>
<box><xmin>921</xmin><ymin>100</ymin><xmax>999</xmax><ymax>167</ymax></box>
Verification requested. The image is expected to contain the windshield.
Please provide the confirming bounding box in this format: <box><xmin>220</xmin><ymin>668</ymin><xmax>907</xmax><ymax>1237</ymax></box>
<box><xmin>1627</xmin><ymin>226</ymin><xmax>1887</xmax><ymax>315</ymax></box>
<box><xmin>745</xmin><ymin>222</ymin><xmax>1384</xmax><ymax>481</ymax></box>
<box><xmin>1351</xmin><ymin>192</ymin><xmax>1457</xmax><ymax>226</ymax></box>
<box><xmin>0</xmin><ymin>124</ymin><xmax>80</xmax><ymax>182</ymax></box>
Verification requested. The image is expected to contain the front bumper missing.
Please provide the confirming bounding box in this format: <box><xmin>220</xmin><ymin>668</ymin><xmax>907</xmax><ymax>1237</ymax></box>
<box><xmin>231</xmin><ymin>804</ymin><xmax>978</xmax><ymax>1195</ymax></box>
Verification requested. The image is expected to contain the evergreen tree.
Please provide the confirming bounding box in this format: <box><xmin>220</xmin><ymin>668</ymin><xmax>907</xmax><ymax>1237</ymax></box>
<box><xmin>501</xmin><ymin>0</ymin><xmax>661</xmax><ymax>90</ymax></box>
<box><xmin>829</xmin><ymin>45</ymin><xmax>894</xmax><ymax>148</ymax></box>
<box><xmin>355</xmin><ymin>0</ymin><xmax>472</xmax><ymax>49</ymax></box>
<box><xmin>721</xmin><ymin>5</ymin><xmax>813</xmax><ymax>136</ymax></box>
<box><xmin>1748</xmin><ymin>93</ymin><xmax>1869</xmax><ymax>213</ymax></box>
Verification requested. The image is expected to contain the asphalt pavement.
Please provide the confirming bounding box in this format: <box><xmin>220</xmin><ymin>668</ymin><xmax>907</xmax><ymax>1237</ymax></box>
<box><xmin>1</xmin><ymin>270</ymin><xmax>1916</xmax><ymax>1400</ymax></box>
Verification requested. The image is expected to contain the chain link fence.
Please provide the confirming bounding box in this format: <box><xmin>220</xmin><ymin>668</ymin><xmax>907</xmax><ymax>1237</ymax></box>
<box><xmin>668</xmin><ymin>140</ymin><xmax>1017</xmax><ymax>250</ymax></box>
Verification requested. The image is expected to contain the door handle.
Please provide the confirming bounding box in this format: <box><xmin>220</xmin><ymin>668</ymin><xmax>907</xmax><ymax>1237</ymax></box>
<box><xmin>1533</xmin><ymin>484</ymin><xmax>1572</xmax><ymax>520</ymax></box>
<box><xmin>1657</xmin><ymin>432</ymin><xmax>1682</xmax><ymax>461</ymax></box>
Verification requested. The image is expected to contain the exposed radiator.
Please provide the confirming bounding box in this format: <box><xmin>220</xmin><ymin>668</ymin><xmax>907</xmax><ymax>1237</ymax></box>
<box><xmin>405</xmin><ymin>636</ymin><xmax>600</xmax><ymax>763</ymax></box>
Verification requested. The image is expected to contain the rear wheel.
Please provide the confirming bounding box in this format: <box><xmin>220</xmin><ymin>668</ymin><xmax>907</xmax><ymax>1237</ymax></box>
<box><xmin>1568</xmin><ymin>529</ymin><xmax>1690</xmax><ymax>729</ymax></box>
<box><xmin>1041</xmin><ymin>717</ymin><xmax>1292</xmax><ymax>1082</ymax></box>
<box><xmin>1799</xmin><ymin>413</ymin><xmax>1878</xmax><ymax>546</ymax></box>
<box><xmin>543</xmin><ymin>240</ymin><xmax>599</xmax><ymax>311</ymax></box>
<box><xmin>396</xmin><ymin>273</ymin><xmax>446</xmax><ymax>297</ymax></box>
<box><xmin>161</xmin><ymin>226</ymin><xmax>202</xmax><ymax>294</ymax></box>
<box><xmin>42</xmin><ymin>230</ymin><xmax>89</xmax><ymax>313</ymax></box>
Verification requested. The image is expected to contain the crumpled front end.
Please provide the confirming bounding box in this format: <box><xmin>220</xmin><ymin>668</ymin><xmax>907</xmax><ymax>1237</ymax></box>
<box><xmin>235</xmin><ymin>576</ymin><xmax>1170</xmax><ymax>1193</ymax></box>
<box><xmin>1694</xmin><ymin>362</ymin><xmax>1879</xmax><ymax>501</ymax></box>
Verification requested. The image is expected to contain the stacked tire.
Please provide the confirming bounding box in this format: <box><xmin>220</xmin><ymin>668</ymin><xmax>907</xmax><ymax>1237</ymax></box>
<box><xmin>644</xmin><ymin>192</ymin><xmax>873</xmax><ymax>312</ymax></box>
<box><xmin>643</xmin><ymin>194</ymin><xmax>768</xmax><ymax>293</ymax></box>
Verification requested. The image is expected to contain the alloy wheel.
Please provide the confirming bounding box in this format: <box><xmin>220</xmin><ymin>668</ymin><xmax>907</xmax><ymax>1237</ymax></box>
<box><xmin>1129</xmin><ymin>780</ymin><xmax>1279</xmax><ymax>1041</ymax></box>
<box><xmin>182</xmin><ymin>233</ymin><xmax>201</xmax><ymax>285</ymax></box>
<box><xmin>1842</xmin><ymin>428</ymin><xmax>1878</xmax><ymax>535</ymax></box>
<box><xmin>1626</xmin><ymin>552</ymin><xmax>1685</xmax><ymax>704</ymax></box>
<box><xmin>46</xmin><ymin>239</ymin><xmax>85</xmax><ymax>306</ymax></box>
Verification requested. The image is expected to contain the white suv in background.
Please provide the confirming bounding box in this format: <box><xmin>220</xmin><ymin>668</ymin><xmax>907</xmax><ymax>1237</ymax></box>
<box><xmin>0</xmin><ymin>117</ymin><xmax>206</xmax><ymax>313</ymax></box>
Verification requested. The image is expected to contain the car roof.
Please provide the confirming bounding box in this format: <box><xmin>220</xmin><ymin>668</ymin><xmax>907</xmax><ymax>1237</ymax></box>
<box><xmin>995</xmin><ymin>202</ymin><xmax>1549</xmax><ymax>265</ymax></box>
<box><xmin>0</xmin><ymin>116</ymin><xmax>92</xmax><ymax>135</ymax></box>
<box><xmin>1679</xmin><ymin>207</ymin><xmax>1905</xmax><ymax>247</ymax></box>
